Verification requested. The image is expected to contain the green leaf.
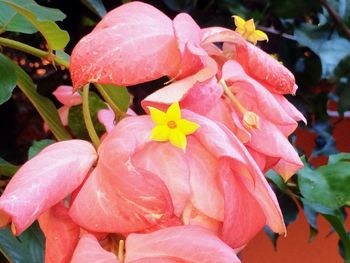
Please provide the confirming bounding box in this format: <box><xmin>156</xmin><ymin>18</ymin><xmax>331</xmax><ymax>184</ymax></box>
<box><xmin>328</xmin><ymin>153</ymin><xmax>350</xmax><ymax>164</ymax></box>
<box><xmin>0</xmin><ymin>0</ymin><xmax>69</xmax><ymax>50</ymax></box>
<box><xmin>266</xmin><ymin>170</ymin><xmax>287</xmax><ymax>192</ymax></box>
<box><xmin>301</xmin><ymin>201</ymin><xmax>319</xmax><ymax>242</ymax></box>
<box><xmin>28</xmin><ymin>139</ymin><xmax>55</xmax><ymax>159</ymax></box>
<box><xmin>0</xmin><ymin>3</ymin><xmax>36</xmax><ymax>34</ymax></box>
<box><xmin>81</xmin><ymin>0</ymin><xmax>106</xmax><ymax>18</ymax></box>
<box><xmin>294</xmin><ymin>24</ymin><xmax>350</xmax><ymax>77</ymax></box>
<box><xmin>0</xmin><ymin>158</ymin><xmax>19</xmax><ymax>177</ymax></box>
<box><xmin>99</xmin><ymin>84</ymin><xmax>130</xmax><ymax>112</ymax></box>
<box><xmin>0</xmin><ymin>54</ymin><xmax>17</xmax><ymax>105</ymax></box>
<box><xmin>317</xmin><ymin>162</ymin><xmax>350</xmax><ymax>206</ymax></box>
<box><xmin>68</xmin><ymin>91</ymin><xmax>107</xmax><ymax>140</ymax></box>
<box><xmin>9</xmin><ymin>58</ymin><xmax>71</xmax><ymax>141</ymax></box>
<box><xmin>54</xmin><ymin>50</ymin><xmax>70</xmax><ymax>68</ymax></box>
<box><xmin>323</xmin><ymin>213</ymin><xmax>350</xmax><ymax>261</ymax></box>
<box><xmin>0</xmin><ymin>222</ymin><xmax>45</xmax><ymax>263</ymax></box>
<box><xmin>298</xmin><ymin>159</ymin><xmax>350</xmax><ymax>209</ymax></box>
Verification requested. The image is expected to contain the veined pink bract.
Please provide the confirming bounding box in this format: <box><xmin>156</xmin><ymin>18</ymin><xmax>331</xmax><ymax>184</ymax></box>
<box><xmin>69</xmin><ymin>110</ymin><xmax>285</xmax><ymax>248</ymax></box>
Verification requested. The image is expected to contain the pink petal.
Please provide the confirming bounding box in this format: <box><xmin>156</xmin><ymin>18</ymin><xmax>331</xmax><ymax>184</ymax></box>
<box><xmin>186</xmin><ymin>137</ymin><xmax>224</xmax><ymax>221</ymax></box>
<box><xmin>142</xmin><ymin>56</ymin><xmax>221</xmax><ymax>115</ymax></box>
<box><xmin>69</xmin><ymin>117</ymin><xmax>175</xmax><ymax>233</ymax></box>
<box><xmin>0</xmin><ymin>140</ymin><xmax>97</xmax><ymax>235</ymax></box>
<box><xmin>43</xmin><ymin>106</ymin><xmax>70</xmax><ymax>133</ymax></box>
<box><xmin>70</xmin><ymin>2</ymin><xmax>181</xmax><ymax>89</ymax></box>
<box><xmin>248</xmin><ymin>118</ymin><xmax>303</xmax><ymax>180</ymax></box>
<box><xmin>219</xmin><ymin>158</ymin><xmax>266</xmax><ymax>247</ymax></box>
<box><xmin>38</xmin><ymin>202</ymin><xmax>80</xmax><ymax>263</ymax></box>
<box><xmin>206</xmin><ymin>100</ymin><xmax>251</xmax><ymax>143</ymax></box>
<box><xmin>235</xmin><ymin>43</ymin><xmax>297</xmax><ymax>95</ymax></box>
<box><xmin>53</xmin><ymin>85</ymin><xmax>82</xmax><ymax>106</ymax></box>
<box><xmin>173</xmin><ymin>13</ymin><xmax>204</xmax><ymax>78</ymax></box>
<box><xmin>132</xmin><ymin>142</ymin><xmax>191</xmax><ymax>217</ymax></box>
<box><xmin>202</xmin><ymin>28</ymin><xmax>296</xmax><ymax>94</ymax></box>
<box><xmin>71</xmin><ymin>234</ymin><xmax>119</xmax><ymax>263</ymax></box>
<box><xmin>125</xmin><ymin>226</ymin><xmax>240</xmax><ymax>263</ymax></box>
<box><xmin>272</xmin><ymin>94</ymin><xmax>307</xmax><ymax>124</ymax></box>
<box><xmin>181</xmin><ymin>202</ymin><xmax>221</xmax><ymax>234</ymax></box>
<box><xmin>222</xmin><ymin>60</ymin><xmax>297</xmax><ymax>133</ymax></box>
<box><xmin>98</xmin><ymin>105</ymin><xmax>115</xmax><ymax>133</ymax></box>
<box><xmin>183</xmin><ymin>111</ymin><xmax>286</xmax><ymax>235</ymax></box>
<box><xmin>58</xmin><ymin>106</ymin><xmax>70</xmax><ymax>127</ymax></box>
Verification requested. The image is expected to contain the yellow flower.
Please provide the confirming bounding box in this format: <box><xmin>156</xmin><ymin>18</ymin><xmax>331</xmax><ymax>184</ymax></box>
<box><xmin>148</xmin><ymin>102</ymin><xmax>200</xmax><ymax>151</ymax></box>
<box><xmin>233</xmin><ymin>15</ymin><xmax>268</xmax><ymax>45</ymax></box>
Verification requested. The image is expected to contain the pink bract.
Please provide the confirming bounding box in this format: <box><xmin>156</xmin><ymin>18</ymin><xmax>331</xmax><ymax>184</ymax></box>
<box><xmin>69</xmin><ymin>111</ymin><xmax>285</xmax><ymax>248</ymax></box>
<box><xmin>38</xmin><ymin>202</ymin><xmax>80</xmax><ymax>263</ymax></box>
<box><xmin>0</xmin><ymin>140</ymin><xmax>97</xmax><ymax>235</ymax></box>
<box><xmin>70</xmin><ymin>2</ymin><xmax>181</xmax><ymax>89</ymax></box>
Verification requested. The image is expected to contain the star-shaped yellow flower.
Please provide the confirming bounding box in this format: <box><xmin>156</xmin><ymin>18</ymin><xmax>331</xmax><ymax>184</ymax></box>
<box><xmin>233</xmin><ymin>15</ymin><xmax>268</xmax><ymax>45</ymax></box>
<box><xmin>148</xmin><ymin>102</ymin><xmax>200</xmax><ymax>151</ymax></box>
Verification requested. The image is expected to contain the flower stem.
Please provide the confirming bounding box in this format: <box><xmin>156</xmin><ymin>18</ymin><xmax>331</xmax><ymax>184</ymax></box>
<box><xmin>94</xmin><ymin>83</ymin><xmax>126</xmax><ymax>121</ymax></box>
<box><xmin>0</xmin><ymin>37</ymin><xmax>69</xmax><ymax>68</ymax></box>
<box><xmin>82</xmin><ymin>85</ymin><xmax>100</xmax><ymax>149</ymax></box>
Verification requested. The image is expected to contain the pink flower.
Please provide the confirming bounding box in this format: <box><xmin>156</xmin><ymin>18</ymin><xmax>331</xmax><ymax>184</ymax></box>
<box><xmin>70</xmin><ymin>226</ymin><xmax>240</xmax><ymax>263</ymax></box>
<box><xmin>69</xmin><ymin>109</ymin><xmax>285</xmax><ymax>248</ymax></box>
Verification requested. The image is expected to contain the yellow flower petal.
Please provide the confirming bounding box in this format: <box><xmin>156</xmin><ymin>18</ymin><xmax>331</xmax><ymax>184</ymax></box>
<box><xmin>169</xmin><ymin>129</ymin><xmax>187</xmax><ymax>150</ymax></box>
<box><xmin>245</xmin><ymin>19</ymin><xmax>256</xmax><ymax>32</ymax></box>
<box><xmin>177</xmin><ymin>119</ymin><xmax>200</xmax><ymax>135</ymax></box>
<box><xmin>150</xmin><ymin>125</ymin><xmax>170</xmax><ymax>142</ymax></box>
<box><xmin>148</xmin><ymin>107</ymin><xmax>167</xmax><ymax>125</ymax></box>
<box><xmin>166</xmin><ymin>101</ymin><xmax>181</xmax><ymax>121</ymax></box>
<box><xmin>254</xmin><ymin>30</ymin><xmax>269</xmax><ymax>41</ymax></box>
<box><xmin>247</xmin><ymin>34</ymin><xmax>258</xmax><ymax>45</ymax></box>
<box><xmin>233</xmin><ymin>15</ymin><xmax>246</xmax><ymax>29</ymax></box>
<box><xmin>235</xmin><ymin>27</ymin><xmax>245</xmax><ymax>35</ymax></box>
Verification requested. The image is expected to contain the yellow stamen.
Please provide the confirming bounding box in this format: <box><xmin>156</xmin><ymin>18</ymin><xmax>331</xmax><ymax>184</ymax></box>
<box><xmin>167</xmin><ymin>120</ymin><xmax>177</xmax><ymax>129</ymax></box>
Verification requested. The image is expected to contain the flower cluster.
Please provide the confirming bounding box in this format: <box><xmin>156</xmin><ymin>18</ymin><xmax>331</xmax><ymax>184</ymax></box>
<box><xmin>0</xmin><ymin>2</ymin><xmax>305</xmax><ymax>262</ymax></box>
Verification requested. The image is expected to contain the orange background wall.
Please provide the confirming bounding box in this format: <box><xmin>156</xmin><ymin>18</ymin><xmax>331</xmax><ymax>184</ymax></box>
<box><xmin>241</xmin><ymin>118</ymin><xmax>350</xmax><ymax>262</ymax></box>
